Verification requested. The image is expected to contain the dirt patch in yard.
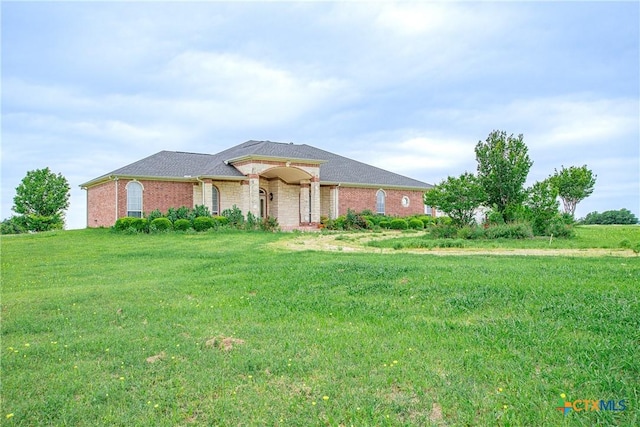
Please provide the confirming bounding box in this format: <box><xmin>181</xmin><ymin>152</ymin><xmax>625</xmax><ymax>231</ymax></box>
<box><xmin>205</xmin><ymin>336</ymin><xmax>245</xmax><ymax>351</ymax></box>
<box><xmin>271</xmin><ymin>233</ymin><xmax>636</xmax><ymax>257</ymax></box>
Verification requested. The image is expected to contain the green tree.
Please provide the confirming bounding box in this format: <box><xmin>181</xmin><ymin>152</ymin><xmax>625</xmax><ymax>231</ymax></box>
<box><xmin>581</xmin><ymin>209</ymin><xmax>638</xmax><ymax>225</ymax></box>
<box><xmin>525</xmin><ymin>179</ymin><xmax>560</xmax><ymax>235</ymax></box>
<box><xmin>475</xmin><ymin>131</ymin><xmax>533</xmax><ymax>222</ymax></box>
<box><xmin>548</xmin><ymin>165</ymin><xmax>596</xmax><ymax>217</ymax></box>
<box><xmin>423</xmin><ymin>172</ymin><xmax>486</xmax><ymax>227</ymax></box>
<box><xmin>12</xmin><ymin>167</ymin><xmax>70</xmax><ymax>231</ymax></box>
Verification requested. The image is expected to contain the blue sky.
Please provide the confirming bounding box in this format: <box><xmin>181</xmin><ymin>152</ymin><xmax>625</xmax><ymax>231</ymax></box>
<box><xmin>2</xmin><ymin>1</ymin><xmax>638</xmax><ymax>229</ymax></box>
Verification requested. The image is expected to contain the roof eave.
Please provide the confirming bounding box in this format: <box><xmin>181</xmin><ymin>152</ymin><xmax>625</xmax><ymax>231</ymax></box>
<box><xmin>320</xmin><ymin>181</ymin><xmax>432</xmax><ymax>191</ymax></box>
<box><xmin>80</xmin><ymin>174</ymin><xmax>246</xmax><ymax>189</ymax></box>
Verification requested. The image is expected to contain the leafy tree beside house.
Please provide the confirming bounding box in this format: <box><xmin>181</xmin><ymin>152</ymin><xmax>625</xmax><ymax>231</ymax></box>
<box><xmin>5</xmin><ymin>167</ymin><xmax>70</xmax><ymax>233</ymax></box>
<box><xmin>475</xmin><ymin>130</ymin><xmax>533</xmax><ymax>222</ymax></box>
<box><xmin>424</xmin><ymin>172</ymin><xmax>486</xmax><ymax>227</ymax></box>
<box><xmin>548</xmin><ymin>165</ymin><xmax>596</xmax><ymax>218</ymax></box>
<box><xmin>524</xmin><ymin>179</ymin><xmax>560</xmax><ymax>235</ymax></box>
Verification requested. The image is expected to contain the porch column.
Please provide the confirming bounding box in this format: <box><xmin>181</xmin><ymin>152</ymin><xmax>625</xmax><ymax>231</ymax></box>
<box><xmin>329</xmin><ymin>185</ymin><xmax>339</xmax><ymax>219</ymax></box>
<box><xmin>202</xmin><ymin>179</ymin><xmax>212</xmax><ymax>208</ymax></box>
<box><xmin>310</xmin><ymin>176</ymin><xmax>320</xmax><ymax>224</ymax></box>
<box><xmin>248</xmin><ymin>173</ymin><xmax>260</xmax><ymax>218</ymax></box>
<box><xmin>300</xmin><ymin>181</ymin><xmax>310</xmax><ymax>224</ymax></box>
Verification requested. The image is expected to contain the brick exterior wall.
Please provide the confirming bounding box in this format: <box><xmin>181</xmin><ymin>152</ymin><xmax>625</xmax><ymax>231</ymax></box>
<box><xmin>87</xmin><ymin>180</ymin><xmax>117</xmax><ymax>227</ymax></box>
<box><xmin>337</xmin><ymin>187</ymin><xmax>426</xmax><ymax>217</ymax></box>
<box><xmin>123</xmin><ymin>180</ymin><xmax>193</xmax><ymax>217</ymax></box>
<box><xmin>86</xmin><ymin>179</ymin><xmax>193</xmax><ymax>227</ymax></box>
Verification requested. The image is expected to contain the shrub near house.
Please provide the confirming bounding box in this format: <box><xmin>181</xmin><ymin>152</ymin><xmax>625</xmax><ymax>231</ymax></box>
<box><xmin>113</xmin><ymin>205</ymin><xmax>278</xmax><ymax>233</ymax></box>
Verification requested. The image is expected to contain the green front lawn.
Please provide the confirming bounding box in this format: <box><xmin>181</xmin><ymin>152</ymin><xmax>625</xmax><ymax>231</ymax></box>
<box><xmin>1</xmin><ymin>229</ymin><xmax>638</xmax><ymax>425</ymax></box>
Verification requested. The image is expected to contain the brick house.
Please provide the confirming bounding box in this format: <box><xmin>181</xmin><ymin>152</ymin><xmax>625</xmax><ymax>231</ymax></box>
<box><xmin>81</xmin><ymin>140</ymin><xmax>433</xmax><ymax>229</ymax></box>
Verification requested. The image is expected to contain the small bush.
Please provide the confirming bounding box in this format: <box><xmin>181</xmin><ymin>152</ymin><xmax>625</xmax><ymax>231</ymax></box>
<box><xmin>260</xmin><ymin>216</ymin><xmax>280</xmax><ymax>232</ymax></box>
<box><xmin>485</xmin><ymin>210</ymin><xmax>505</xmax><ymax>226</ymax></box>
<box><xmin>344</xmin><ymin>209</ymin><xmax>369</xmax><ymax>230</ymax></box>
<box><xmin>1</xmin><ymin>216</ymin><xmax>27</xmax><ymax>235</ymax></box>
<box><xmin>192</xmin><ymin>205</ymin><xmax>211</xmax><ymax>218</ymax></box>
<box><xmin>408</xmin><ymin>218</ymin><xmax>424</xmax><ymax>230</ymax></box>
<box><xmin>457</xmin><ymin>226</ymin><xmax>485</xmax><ymax>240</ymax></box>
<box><xmin>132</xmin><ymin>218</ymin><xmax>149</xmax><ymax>233</ymax></box>
<box><xmin>19</xmin><ymin>214</ymin><xmax>64</xmax><ymax>232</ymax></box>
<box><xmin>222</xmin><ymin>205</ymin><xmax>244</xmax><ymax>228</ymax></box>
<box><xmin>114</xmin><ymin>217</ymin><xmax>137</xmax><ymax>232</ymax></box>
<box><xmin>485</xmin><ymin>223</ymin><xmax>533</xmax><ymax>239</ymax></box>
<box><xmin>419</xmin><ymin>216</ymin><xmax>436</xmax><ymax>228</ymax></box>
<box><xmin>193</xmin><ymin>216</ymin><xmax>215</xmax><ymax>232</ymax></box>
<box><xmin>435</xmin><ymin>216</ymin><xmax>452</xmax><ymax>226</ymax></box>
<box><xmin>379</xmin><ymin>220</ymin><xmax>390</xmax><ymax>229</ymax></box>
<box><xmin>390</xmin><ymin>219</ymin><xmax>408</xmax><ymax>230</ymax></box>
<box><xmin>176</xmin><ymin>206</ymin><xmax>191</xmax><ymax>221</ymax></box>
<box><xmin>174</xmin><ymin>219</ymin><xmax>192</xmax><ymax>231</ymax></box>
<box><xmin>430</xmin><ymin>224</ymin><xmax>457</xmax><ymax>239</ymax></box>
<box><xmin>151</xmin><ymin>217</ymin><xmax>173</xmax><ymax>232</ymax></box>
<box><xmin>560</xmin><ymin>213</ymin><xmax>574</xmax><ymax>225</ymax></box>
<box><xmin>363</xmin><ymin>215</ymin><xmax>376</xmax><ymax>225</ymax></box>
<box><xmin>545</xmin><ymin>218</ymin><xmax>575</xmax><ymax>238</ymax></box>
<box><xmin>245</xmin><ymin>212</ymin><xmax>259</xmax><ymax>230</ymax></box>
<box><xmin>213</xmin><ymin>216</ymin><xmax>229</xmax><ymax>227</ymax></box>
<box><xmin>619</xmin><ymin>239</ymin><xmax>631</xmax><ymax>249</ymax></box>
<box><xmin>333</xmin><ymin>216</ymin><xmax>346</xmax><ymax>230</ymax></box>
<box><xmin>437</xmin><ymin>239</ymin><xmax>465</xmax><ymax>248</ymax></box>
<box><xmin>368</xmin><ymin>215</ymin><xmax>389</xmax><ymax>226</ymax></box>
<box><xmin>322</xmin><ymin>218</ymin><xmax>335</xmax><ymax>230</ymax></box>
<box><xmin>165</xmin><ymin>208</ymin><xmax>178</xmax><ymax>223</ymax></box>
<box><xmin>146</xmin><ymin>209</ymin><xmax>164</xmax><ymax>222</ymax></box>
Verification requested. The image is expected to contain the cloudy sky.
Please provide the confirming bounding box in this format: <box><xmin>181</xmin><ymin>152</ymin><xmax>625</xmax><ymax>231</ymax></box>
<box><xmin>2</xmin><ymin>1</ymin><xmax>638</xmax><ymax>229</ymax></box>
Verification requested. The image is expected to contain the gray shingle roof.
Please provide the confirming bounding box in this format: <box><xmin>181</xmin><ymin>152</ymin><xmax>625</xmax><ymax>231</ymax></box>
<box><xmin>82</xmin><ymin>140</ymin><xmax>431</xmax><ymax>189</ymax></box>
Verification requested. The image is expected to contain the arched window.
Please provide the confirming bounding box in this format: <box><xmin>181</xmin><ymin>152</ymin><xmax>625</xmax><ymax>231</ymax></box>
<box><xmin>376</xmin><ymin>189</ymin><xmax>386</xmax><ymax>215</ymax></box>
<box><xmin>126</xmin><ymin>181</ymin><xmax>143</xmax><ymax>218</ymax></box>
<box><xmin>211</xmin><ymin>186</ymin><xmax>219</xmax><ymax>215</ymax></box>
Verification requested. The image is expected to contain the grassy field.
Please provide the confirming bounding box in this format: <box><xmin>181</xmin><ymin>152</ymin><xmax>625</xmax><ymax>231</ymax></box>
<box><xmin>1</xmin><ymin>228</ymin><xmax>639</xmax><ymax>426</ymax></box>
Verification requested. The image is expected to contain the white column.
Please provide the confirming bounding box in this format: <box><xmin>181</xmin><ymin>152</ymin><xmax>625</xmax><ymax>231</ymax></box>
<box><xmin>248</xmin><ymin>174</ymin><xmax>260</xmax><ymax>218</ymax></box>
<box><xmin>299</xmin><ymin>181</ymin><xmax>310</xmax><ymax>224</ymax></box>
<box><xmin>310</xmin><ymin>178</ymin><xmax>320</xmax><ymax>223</ymax></box>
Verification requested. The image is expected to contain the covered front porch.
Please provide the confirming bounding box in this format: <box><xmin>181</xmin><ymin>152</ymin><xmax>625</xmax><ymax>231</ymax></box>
<box><xmin>195</xmin><ymin>154</ymin><xmax>334</xmax><ymax>229</ymax></box>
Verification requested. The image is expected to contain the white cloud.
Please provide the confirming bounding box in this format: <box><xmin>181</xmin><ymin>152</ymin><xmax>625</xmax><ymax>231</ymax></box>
<box><xmin>160</xmin><ymin>51</ymin><xmax>350</xmax><ymax>127</ymax></box>
<box><xmin>532</xmin><ymin>98</ymin><xmax>638</xmax><ymax>148</ymax></box>
<box><xmin>375</xmin><ymin>3</ymin><xmax>452</xmax><ymax>36</ymax></box>
<box><xmin>371</xmin><ymin>136</ymin><xmax>475</xmax><ymax>172</ymax></box>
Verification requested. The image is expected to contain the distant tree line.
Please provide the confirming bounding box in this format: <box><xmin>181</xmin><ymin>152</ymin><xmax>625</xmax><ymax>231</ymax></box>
<box><xmin>580</xmin><ymin>209</ymin><xmax>638</xmax><ymax>225</ymax></box>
